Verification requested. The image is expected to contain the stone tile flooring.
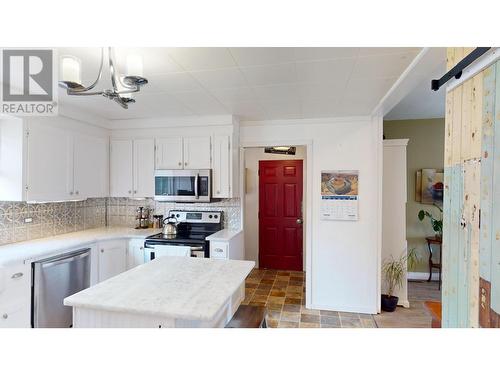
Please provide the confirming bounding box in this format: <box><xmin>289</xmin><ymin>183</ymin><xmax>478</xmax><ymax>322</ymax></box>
<box><xmin>242</xmin><ymin>268</ymin><xmax>377</xmax><ymax>328</ymax></box>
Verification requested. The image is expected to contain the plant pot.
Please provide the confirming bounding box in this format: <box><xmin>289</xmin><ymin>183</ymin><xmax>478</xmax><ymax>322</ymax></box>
<box><xmin>381</xmin><ymin>294</ymin><xmax>399</xmax><ymax>312</ymax></box>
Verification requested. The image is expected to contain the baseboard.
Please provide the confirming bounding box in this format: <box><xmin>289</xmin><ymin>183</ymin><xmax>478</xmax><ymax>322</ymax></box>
<box><xmin>398</xmin><ymin>299</ymin><xmax>410</xmax><ymax>308</ymax></box>
<box><xmin>408</xmin><ymin>271</ymin><xmax>440</xmax><ymax>281</ymax></box>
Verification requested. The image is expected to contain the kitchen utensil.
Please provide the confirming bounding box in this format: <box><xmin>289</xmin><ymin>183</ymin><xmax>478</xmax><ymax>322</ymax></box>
<box><xmin>162</xmin><ymin>215</ymin><xmax>178</xmax><ymax>237</ymax></box>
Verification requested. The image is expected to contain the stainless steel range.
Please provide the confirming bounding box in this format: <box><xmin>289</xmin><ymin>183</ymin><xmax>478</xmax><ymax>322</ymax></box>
<box><xmin>144</xmin><ymin>210</ymin><xmax>223</xmax><ymax>260</ymax></box>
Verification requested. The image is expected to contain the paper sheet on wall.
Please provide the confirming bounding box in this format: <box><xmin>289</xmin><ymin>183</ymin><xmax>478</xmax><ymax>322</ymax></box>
<box><xmin>320</xmin><ymin>170</ymin><xmax>359</xmax><ymax>221</ymax></box>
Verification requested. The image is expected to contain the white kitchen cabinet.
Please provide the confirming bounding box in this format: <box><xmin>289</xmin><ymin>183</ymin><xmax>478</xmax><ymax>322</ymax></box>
<box><xmin>27</xmin><ymin>123</ymin><xmax>74</xmax><ymax>201</ymax></box>
<box><xmin>0</xmin><ymin>118</ymin><xmax>109</xmax><ymax>202</ymax></box>
<box><xmin>211</xmin><ymin>135</ymin><xmax>230</xmax><ymax>198</ymax></box>
<box><xmin>97</xmin><ymin>240</ymin><xmax>127</xmax><ymax>282</ymax></box>
<box><xmin>127</xmin><ymin>239</ymin><xmax>146</xmax><ymax>269</ymax></box>
<box><xmin>0</xmin><ymin>263</ymin><xmax>31</xmax><ymax>328</ymax></box>
<box><xmin>207</xmin><ymin>230</ymin><xmax>244</xmax><ymax>260</ymax></box>
<box><xmin>133</xmin><ymin>139</ymin><xmax>155</xmax><ymax>197</ymax></box>
<box><xmin>110</xmin><ymin>139</ymin><xmax>134</xmax><ymax>197</ymax></box>
<box><xmin>156</xmin><ymin>137</ymin><xmax>183</xmax><ymax>169</ymax></box>
<box><xmin>73</xmin><ymin>134</ymin><xmax>108</xmax><ymax>199</ymax></box>
<box><xmin>183</xmin><ymin>136</ymin><xmax>211</xmax><ymax>169</ymax></box>
<box><xmin>110</xmin><ymin>138</ymin><xmax>154</xmax><ymax>198</ymax></box>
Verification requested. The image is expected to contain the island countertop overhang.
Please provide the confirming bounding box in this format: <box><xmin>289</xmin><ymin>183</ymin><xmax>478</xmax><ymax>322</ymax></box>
<box><xmin>64</xmin><ymin>257</ymin><xmax>255</xmax><ymax>322</ymax></box>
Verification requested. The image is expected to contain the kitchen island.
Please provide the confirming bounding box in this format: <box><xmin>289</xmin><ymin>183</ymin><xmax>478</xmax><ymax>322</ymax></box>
<box><xmin>64</xmin><ymin>257</ymin><xmax>255</xmax><ymax>328</ymax></box>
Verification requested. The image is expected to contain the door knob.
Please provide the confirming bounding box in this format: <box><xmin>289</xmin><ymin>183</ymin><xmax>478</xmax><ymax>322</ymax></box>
<box><xmin>296</xmin><ymin>218</ymin><xmax>303</xmax><ymax>224</ymax></box>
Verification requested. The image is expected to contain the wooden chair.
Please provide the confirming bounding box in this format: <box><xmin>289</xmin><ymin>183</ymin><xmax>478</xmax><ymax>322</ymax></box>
<box><xmin>225</xmin><ymin>305</ymin><xmax>268</xmax><ymax>328</ymax></box>
<box><xmin>425</xmin><ymin>236</ymin><xmax>442</xmax><ymax>289</ymax></box>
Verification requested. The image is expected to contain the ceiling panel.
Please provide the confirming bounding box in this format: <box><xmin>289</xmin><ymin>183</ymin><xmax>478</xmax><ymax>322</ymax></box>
<box><xmin>55</xmin><ymin>47</ymin><xmax>423</xmax><ymax>121</ymax></box>
<box><xmin>240</xmin><ymin>63</ymin><xmax>297</xmax><ymax>86</ymax></box>
<box><xmin>230</xmin><ymin>47</ymin><xmax>296</xmax><ymax>66</ymax></box>
<box><xmin>166</xmin><ymin>48</ymin><xmax>236</xmax><ymax>71</ymax></box>
<box><xmin>190</xmin><ymin>67</ymin><xmax>248</xmax><ymax>89</ymax></box>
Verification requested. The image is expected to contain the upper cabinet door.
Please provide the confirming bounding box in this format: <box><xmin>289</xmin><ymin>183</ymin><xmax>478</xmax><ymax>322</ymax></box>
<box><xmin>27</xmin><ymin>124</ymin><xmax>73</xmax><ymax>201</ymax></box>
<box><xmin>156</xmin><ymin>137</ymin><xmax>183</xmax><ymax>169</ymax></box>
<box><xmin>212</xmin><ymin>135</ymin><xmax>230</xmax><ymax>198</ymax></box>
<box><xmin>110</xmin><ymin>139</ymin><xmax>133</xmax><ymax>197</ymax></box>
<box><xmin>74</xmin><ymin>135</ymin><xmax>108</xmax><ymax>199</ymax></box>
<box><xmin>183</xmin><ymin>136</ymin><xmax>211</xmax><ymax>169</ymax></box>
<box><xmin>133</xmin><ymin>139</ymin><xmax>155</xmax><ymax>197</ymax></box>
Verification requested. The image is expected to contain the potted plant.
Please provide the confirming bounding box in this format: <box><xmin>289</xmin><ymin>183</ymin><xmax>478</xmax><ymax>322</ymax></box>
<box><xmin>418</xmin><ymin>204</ymin><xmax>443</xmax><ymax>239</ymax></box>
<box><xmin>381</xmin><ymin>249</ymin><xmax>418</xmax><ymax>312</ymax></box>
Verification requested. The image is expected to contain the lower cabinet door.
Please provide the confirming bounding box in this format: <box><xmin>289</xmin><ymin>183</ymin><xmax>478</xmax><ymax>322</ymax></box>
<box><xmin>127</xmin><ymin>239</ymin><xmax>146</xmax><ymax>269</ymax></box>
<box><xmin>98</xmin><ymin>240</ymin><xmax>127</xmax><ymax>282</ymax></box>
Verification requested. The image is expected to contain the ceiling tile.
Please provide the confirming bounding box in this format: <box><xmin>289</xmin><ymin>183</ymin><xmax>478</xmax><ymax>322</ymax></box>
<box><xmin>141</xmin><ymin>93</ymin><xmax>195</xmax><ymax>117</ymax></box>
<box><xmin>169</xmin><ymin>90</ymin><xmax>228</xmax><ymax>115</ymax></box>
<box><xmin>230</xmin><ymin>47</ymin><xmax>296</xmax><ymax>66</ymax></box>
<box><xmin>357</xmin><ymin>47</ymin><xmax>422</xmax><ymax>57</ymax></box>
<box><xmin>294</xmin><ymin>47</ymin><xmax>359</xmax><ymax>61</ymax></box>
<box><xmin>240</xmin><ymin>63</ymin><xmax>297</xmax><ymax>86</ymax></box>
<box><xmin>253</xmin><ymin>84</ymin><xmax>302</xmax><ymax>102</ymax></box>
<box><xmin>208</xmin><ymin>86</ymin><xmax>257</xmax><ymax>105</ymax></box>
<box><xmin>296</xmin><ymin>58</ymin><xmax>355</xmax><ymax>85</ymax></box>
<box><xmin>301</xmin><ymin>97</ymin><xmax>343</xmax><ymax>118</ymax></box>
<box><xmin>114</xmin><ymin>47</ymin><xmax>182</xmax><ymax>76</ymax></box>
<box><xmin>166</xmin><ymin>48</ymin><xmax>236</xmax><ymax>71</ymax></box>
<box><xmin>190</xmin><ymin>67</ymin><xmax>248</xmax><ymax>89</ymax></box>
<box><xmin>352</xmin><ymin>52</ymin><xmax>418</xmax><ymax>78</ymax></box>
<box><xmin>147</xmin><ymin>72</ymin><xmax>203</xmax><ymax>93</ymax></box>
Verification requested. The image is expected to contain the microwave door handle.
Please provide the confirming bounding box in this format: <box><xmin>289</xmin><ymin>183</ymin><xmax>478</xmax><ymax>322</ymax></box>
<box><xmin>195</xmin><ymin>173</ymin><xmax>199</xmax><ymax>199</ymax></box>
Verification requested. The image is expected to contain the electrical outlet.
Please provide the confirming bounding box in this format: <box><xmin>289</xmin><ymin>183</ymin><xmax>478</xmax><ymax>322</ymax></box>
<box><xmin>24</xmin><ymin>217</ymin><xmax>33</xmax><ymax>223</ymax></box>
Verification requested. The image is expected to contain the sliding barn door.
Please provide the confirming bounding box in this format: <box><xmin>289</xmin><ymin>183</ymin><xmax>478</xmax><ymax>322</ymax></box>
<box><xmin>443</xmin><ymin>47</ymin><xmax>500</xmax><ymax>327</ymax></box>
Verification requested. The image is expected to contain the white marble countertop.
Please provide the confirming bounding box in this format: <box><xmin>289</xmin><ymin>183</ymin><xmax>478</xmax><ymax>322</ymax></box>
<box><xmin>64</xmin><ymin>257</ymin><xmax>255</xmax><ymax>321</ymax></box>
<box><xmin>206</xmin><ymin>229</ymin><xmax>243</xmax><ymax>242</ymax></box>
<box><xmin>0</xmin><ymin>227</ymin><xmax>159</xmax><ymax>266</ymax></box>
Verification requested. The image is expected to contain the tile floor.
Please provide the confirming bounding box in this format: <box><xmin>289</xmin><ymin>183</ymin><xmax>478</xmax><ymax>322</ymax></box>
<box><xmin>242</xmin><ymin>268</ymin><xmax>377</xmax><ymax>328</ymax></box>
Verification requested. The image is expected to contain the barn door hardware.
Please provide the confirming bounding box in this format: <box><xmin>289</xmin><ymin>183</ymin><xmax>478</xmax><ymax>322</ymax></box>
<box><xmin>431</xmin><ymin>47</ymin><xmax>491</xmax><ymax>91</ymax></box>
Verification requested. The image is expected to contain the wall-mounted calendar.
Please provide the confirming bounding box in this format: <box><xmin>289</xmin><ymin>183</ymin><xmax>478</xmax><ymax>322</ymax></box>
<box><xmin>320</xmin><ymin>170</ymin><xmax>359</xmax><ymax>221</ymax></box>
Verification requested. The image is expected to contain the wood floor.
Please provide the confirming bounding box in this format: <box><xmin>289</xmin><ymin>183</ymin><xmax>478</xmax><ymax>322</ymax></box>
<box><xmin>373</xmin><ymin>281</ymin><xmax>441</xmax><ymax>328</ymax></box>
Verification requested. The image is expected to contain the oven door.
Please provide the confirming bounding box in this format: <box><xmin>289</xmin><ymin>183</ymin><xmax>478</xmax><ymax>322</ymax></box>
<box><xmin>154</xmin><ymin>169</ymin><xmax>211</xmax><ymax>202</ymax></box>
<box><xmin>144</xmin><ymin>244</ymin><xmax>191</xmax><ymax>261</ymax></box>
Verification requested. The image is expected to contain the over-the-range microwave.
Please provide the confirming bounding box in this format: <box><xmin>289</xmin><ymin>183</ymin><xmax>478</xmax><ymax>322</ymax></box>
<box><xmin>154</xmin><ymin>169</ymin><xmax>211</xmax><ymax>202</ymax></box>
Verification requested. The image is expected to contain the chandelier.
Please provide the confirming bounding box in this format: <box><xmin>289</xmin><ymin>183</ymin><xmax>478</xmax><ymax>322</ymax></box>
<box><xmin>58</xmin><ymin>47</ymin><xmax>148</xmax><ymax>109</ymax></box>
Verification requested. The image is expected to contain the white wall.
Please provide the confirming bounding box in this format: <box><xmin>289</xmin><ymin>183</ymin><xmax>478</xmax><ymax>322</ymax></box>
<box><xmin>382</xmin><ymin>139</ymin><xmax>409</xmax><ymax>307</ymax></box>
<box><xmin>243</xmin><ymin>146</ymin><xmax>307</xmax><ymax>269</ymax></box>
<box><xmin>240</xmin><ymin>117</ymin><xmax>381</xmax><ymax>314</ymax></box>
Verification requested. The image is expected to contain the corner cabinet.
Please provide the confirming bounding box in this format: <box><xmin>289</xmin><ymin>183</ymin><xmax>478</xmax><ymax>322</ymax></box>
<box><xmin>110</xmin><ymin>138</ymin><xmax>155</xmax><ymax>198</ymax></box>
<box><xmin>0</xmin><ymin>117</ymin><xmax>108</xmax><ymax>202</ymax></box>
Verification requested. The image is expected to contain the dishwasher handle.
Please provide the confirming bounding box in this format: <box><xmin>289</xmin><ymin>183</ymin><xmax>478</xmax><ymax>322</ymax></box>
<box><xmin>39</xmin><ymin>248</ymin><xmax>91</xmax><ymax>268</ymax></box>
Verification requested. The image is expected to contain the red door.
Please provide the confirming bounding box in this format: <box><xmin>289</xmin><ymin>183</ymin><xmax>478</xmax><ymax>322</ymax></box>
<box><xmin>259</xmin><ymin>160</ymin><xmax>303</xmax><ymax>271</ymax></box>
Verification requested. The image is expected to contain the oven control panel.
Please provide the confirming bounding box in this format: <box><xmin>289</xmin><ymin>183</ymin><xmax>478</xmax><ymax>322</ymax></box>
<box><xmin>169</xmin><ymin>210</ymin><xmax>222</xmax><ymax>224</ymax></box>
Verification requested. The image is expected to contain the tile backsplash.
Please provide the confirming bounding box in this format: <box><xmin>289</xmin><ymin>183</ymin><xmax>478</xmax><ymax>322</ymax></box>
<box><xmin>0</xmin><ymin>197</ymin><xmax>241</xmax><ymax>246</ymax></box>
<box><xmin>0</xmin><ymin>198</ymin><xmax>106</xmax><ymax>246</ymax></box>
<box><xmin>108</xmin><ymin>197</ymin><xmax>241</xmax><ymax>231</ymax></box>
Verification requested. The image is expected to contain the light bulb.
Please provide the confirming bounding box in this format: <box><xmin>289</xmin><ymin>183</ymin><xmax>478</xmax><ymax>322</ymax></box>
<box><xmin>60</xmin><ymin>56</ymin><xmax>81</xmax><ymax>85</ymax></box>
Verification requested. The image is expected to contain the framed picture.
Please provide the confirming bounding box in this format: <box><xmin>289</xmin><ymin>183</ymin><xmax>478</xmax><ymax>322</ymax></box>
<box><xmin>415</xmin><ymin>170</ymin><xmax>422</xmax><ymax>202</ymax></box>
<box><xmin>421</xmin><ymin>169</ymin><xmax>444</xmax><ymax>204</ymax></box>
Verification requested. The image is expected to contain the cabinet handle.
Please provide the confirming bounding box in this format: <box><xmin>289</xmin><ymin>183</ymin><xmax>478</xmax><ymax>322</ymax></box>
<box><xmin>128</xmin><ymin>190</ymin><xmax>132</xmax><ymax>194</ymax></box>
<box><xmin>75</xmin><ymin>191</ymin><xmax>79</xmax><ymax>195</ymax></box>
<box><xmin>70</xmin><ymin>191</ymin><xmax>73</xmax><ymax>195</ymax></box>
<box><xmin>134</xmin><ymin>190</ymin><xmax>137</xmax><ymax>194</ymax></box>
<box><xmin>140</xmin><ymin>246</ymin><xmax>144</xmax><ymax>250</ymax></box>
<box><xmin>184</xmin><ymin>162</ymin><xmax>188</xmax><ymax>166</ymax></box>
<box><xmin>11</xmin><ymin>272</ymin><xmax>23</xmax><ymax>279</ymax></box>
<box><xmin>2</xmin><ymin>313</ymin><xmax>7</xmax><ymax>319</ymax></box>
<box><xmin>100</xmin><ymin>249</ymin><xmax>104</xmax><ymax>253</ymax></box>
<box><xmin>178</xmin><ymin>162</ymin><xmax>182</xmax><ymax>166</ymax></box>
<box><xmin>217</xmin><ymin>190</ymin><xmax>220</xmax><ymax>194</ymax></box>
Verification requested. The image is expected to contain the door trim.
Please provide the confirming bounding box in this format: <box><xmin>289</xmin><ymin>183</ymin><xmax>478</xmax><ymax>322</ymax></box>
<box><xmin>240</xmin><ymin>139</ymin><xmax>313</xmax><ymax>309</ymax></box>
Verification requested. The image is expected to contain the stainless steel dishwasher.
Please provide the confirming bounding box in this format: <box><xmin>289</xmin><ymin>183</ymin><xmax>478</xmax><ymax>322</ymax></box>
<box><xmin>32</xmin><ymin>248</ymin><xmax>91</xmax><ymax>328</ymax></box>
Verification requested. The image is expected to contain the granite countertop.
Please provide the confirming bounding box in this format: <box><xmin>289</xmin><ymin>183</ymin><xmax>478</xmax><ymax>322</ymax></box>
<box><xmin>205</xmin><ymin>229</ymin><xmax>243</xmax><ymax>241</ymax></box>
<box><xmin>0</xmin><ymin>227</ymin><xmax>160</xmax><ymax>266</ymax></box>
<box><xmin>64</xmin><ymin>257</ymin><xmax>255</xmax><ymax>321</ymax></box>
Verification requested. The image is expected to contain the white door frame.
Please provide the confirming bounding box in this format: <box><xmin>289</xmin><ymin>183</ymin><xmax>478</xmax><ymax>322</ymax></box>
<box><xmin>240</xmin><ymin>139</ymin><xmax>313</xmax><ymax>308</ymax></box>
